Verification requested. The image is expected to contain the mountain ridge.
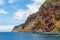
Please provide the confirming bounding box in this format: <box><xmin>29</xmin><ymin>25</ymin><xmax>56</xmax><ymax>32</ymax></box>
<box><xmin>12</xmin><ymin>0</ymin><xmax>60</xmax><ymax>33</ymax></box>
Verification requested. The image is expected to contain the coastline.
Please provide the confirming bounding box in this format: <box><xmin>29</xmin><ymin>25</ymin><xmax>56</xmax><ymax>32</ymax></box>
<box><xmin>35</xmin><ymin>32</ymin><xmax>60</xmax><ymax>35</ymax></box>
<box><xmin>15</xmin><ymin>32</ymin><xmax>60</xmax><ymax>35</ymax></box>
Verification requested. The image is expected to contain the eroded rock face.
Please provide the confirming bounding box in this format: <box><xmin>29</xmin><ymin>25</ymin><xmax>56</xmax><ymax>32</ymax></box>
<box><xmin>12</xmin><ymin>0</ymin><xmax>60</xmax><ymax>33</ymax></box>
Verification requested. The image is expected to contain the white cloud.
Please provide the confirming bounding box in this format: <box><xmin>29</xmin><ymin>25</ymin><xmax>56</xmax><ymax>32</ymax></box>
<box><xmin>0</xmin><ymin>0</ymin><xmax>4</xmax><ymax>5</ymax></box>
<box><xmin>0</xmin><ymin>9</ymin><xmax>8</xmax><ymax>14</ymax></box>
<box><xmin>9</xmin><ymin>0</ymin><xmax>18</xmax><ymax>3</ymax></box>
<box><xmin>13</xmin><ymin>9</ymin><xmax>25</xmax><ymax>19</ymax></box>
<box><xmin>13</xmin><ymin>9</ymin><xmax>31</xmax><ymax>20</ymax></box>
<box><xmin>32</xmin><ymin>0</ymin><xmax>44</xmax><ymax>4</ymax></box>
<box><xmin>27</xmin><ymin>0</ymin><xmax>45</xmax><ymax>13</ymax></box>
<box><xmin>0</xmin><ymin>25</ymin><xmax>14</xmax><ymax>32</ymax></box>
<box><xmin>13</xmin><ymin>0</ymin><xmax>45</xmax><ymax>20</ymax></box>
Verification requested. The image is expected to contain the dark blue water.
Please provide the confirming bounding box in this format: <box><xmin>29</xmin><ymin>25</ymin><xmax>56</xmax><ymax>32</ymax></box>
<box><xmin>0</xmin><ymin>32</ymin><xmax>60</xmax><ymax>40</ymax></box>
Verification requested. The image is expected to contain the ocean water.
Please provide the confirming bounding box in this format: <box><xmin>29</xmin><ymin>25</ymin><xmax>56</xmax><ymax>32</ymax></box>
<box><xmin>0</xmin><ymin>32</ymin><xmax>60</xmax><ymax>40</ymax></box>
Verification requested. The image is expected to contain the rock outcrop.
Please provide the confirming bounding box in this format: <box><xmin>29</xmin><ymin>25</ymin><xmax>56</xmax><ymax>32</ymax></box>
<box><xmin>12</xmin><ymin>0</ymin><xmax>60</xmax><ymax>33</ymax></box>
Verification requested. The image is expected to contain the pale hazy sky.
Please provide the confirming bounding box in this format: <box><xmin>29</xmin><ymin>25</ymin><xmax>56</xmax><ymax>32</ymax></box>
<box><xmin>0</xmin><ymin>0</ymin><xmax>45</xmax><ymax>32</ymax></box>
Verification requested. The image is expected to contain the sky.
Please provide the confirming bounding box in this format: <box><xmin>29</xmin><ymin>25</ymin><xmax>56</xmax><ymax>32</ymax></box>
<box><xmin>0</xmin><ymin>0</ymin><xmax>45</xmax><ymax>32</ymax></box>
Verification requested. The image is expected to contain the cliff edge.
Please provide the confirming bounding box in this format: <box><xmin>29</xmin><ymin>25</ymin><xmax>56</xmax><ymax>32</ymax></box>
<box><xmin>12</xmin><ymin>0</ymin><xmax>60</xmax><ymax>33</ymax></box>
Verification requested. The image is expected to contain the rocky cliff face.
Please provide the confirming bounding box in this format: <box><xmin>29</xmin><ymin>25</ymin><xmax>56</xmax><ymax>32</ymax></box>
<box><xmin>12</xmin><ymin>0</ymin><xmax>60</xmax><ymax>33</ymax></box>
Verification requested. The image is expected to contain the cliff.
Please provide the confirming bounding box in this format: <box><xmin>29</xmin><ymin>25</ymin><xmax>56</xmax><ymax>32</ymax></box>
<box><xmin>12</xmin><ymin>0</ymin><xmax>60</xmax><ymax>33</ymax></box>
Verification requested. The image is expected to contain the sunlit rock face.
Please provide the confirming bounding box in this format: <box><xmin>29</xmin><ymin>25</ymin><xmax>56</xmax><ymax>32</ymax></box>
<box><xmin>12</xmin><ymin>0</ymin><xmax>60</xmax><ymax>33</ymax></box>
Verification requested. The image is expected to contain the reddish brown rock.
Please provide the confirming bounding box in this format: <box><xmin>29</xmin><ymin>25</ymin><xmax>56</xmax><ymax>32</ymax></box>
<box><xmin>12</xmin><ymin>0</ymin><xmax>60</xmax><ymax>33</ymax></box>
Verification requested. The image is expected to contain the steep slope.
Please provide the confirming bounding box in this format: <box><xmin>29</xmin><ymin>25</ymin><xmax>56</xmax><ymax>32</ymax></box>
<box><xmin>12</xmin><ymin>0</ymin><xmax>60</xmax><ymax>33</ymax></box>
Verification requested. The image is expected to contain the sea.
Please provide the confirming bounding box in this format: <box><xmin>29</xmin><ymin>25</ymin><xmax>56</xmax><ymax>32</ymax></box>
<box><xmin>0</xmin><ymin>32</ymin><xmax>60</xmax><ymax>40</ymax></box>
